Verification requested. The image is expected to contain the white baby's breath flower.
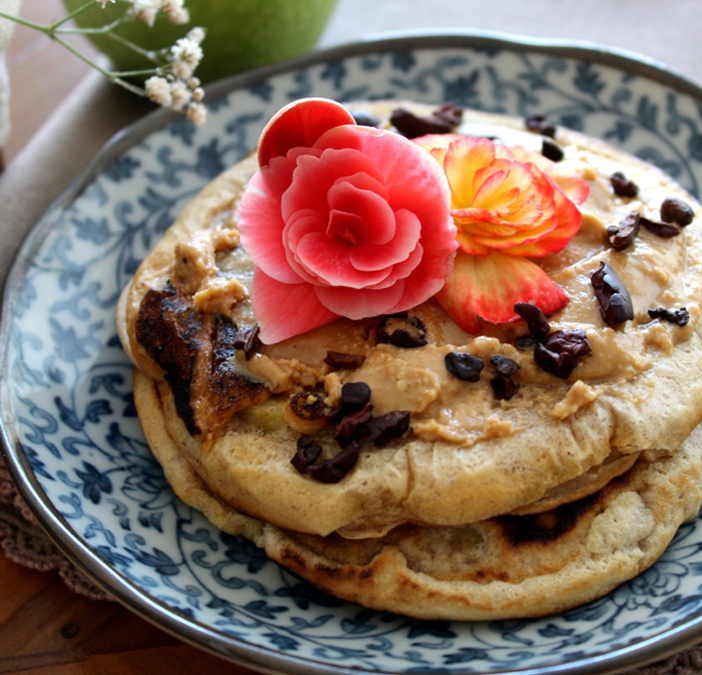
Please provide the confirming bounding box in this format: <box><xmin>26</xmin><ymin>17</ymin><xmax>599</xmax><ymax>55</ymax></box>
<box><xmin>186</xmin><ymin>26</ymin><xmax>205</xmax><ymax>45</ymax></box>
<box><xmin>145</xmin><ymin>75</ymin><xmax>172</xmax><ymax>106</ymax></box>
<box><xmin>191</xmin><ymin>87</ymin><xmax>204</xmax><ymax>102</ymax></box>
<box><xmin>187</xmin><ymin>102</ymin><xmax>207</xmax><ymax>126</ymax></box>
<box><xmin>171</xmin><ymin>37</ymin><xmax>203</xmax><ymax>67</ymax></box>
<box><xmin>160</xmin><ymin>0</ymin><xmax>182</xmax><ymax>13</ymax></box>
<box><xmin>169</xmin><ymin>80</ymin><xmax>191</xmax><ymax>111</ymax></box>
<box><xmin>133</xmin><ymin>6</ymin><xmax>157</xmax><ymax>26</ymax></box>
<box><xmin>171</xmin><ymin>59</ymin><xmax>193</xmax><ymax>81</ymax></box>
<box><xmin>170</xmin><ymin>8</ymin><xmax>189</xmax><ymax>24</ymax></box>
<box><xmin>187</xmin><ymin>76</ymin><xmax>200</xmax><ymax>89</ymax></box>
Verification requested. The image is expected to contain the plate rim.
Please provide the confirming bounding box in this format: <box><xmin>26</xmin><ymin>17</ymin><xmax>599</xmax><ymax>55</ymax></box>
<box><xmin>4</xmin><ymin>28</ymin><xmax>702</xmax><ymax>675</ymax></box>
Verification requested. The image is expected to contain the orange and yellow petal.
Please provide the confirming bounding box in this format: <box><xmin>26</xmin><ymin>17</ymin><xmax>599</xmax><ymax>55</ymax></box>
<box><xmin>435</xmin><ymin>249</ymin><xmax>569</xmax><ymax>332</ymax></box>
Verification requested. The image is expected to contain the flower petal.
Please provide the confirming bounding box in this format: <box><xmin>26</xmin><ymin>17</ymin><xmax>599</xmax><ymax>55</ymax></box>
<box><xmin>435</xmin><ymin>250</ymin><xmax>569</xmax><ymax>332</ymax></box>
<box><xmin>315</xmin><ymin>281</ymin><xmax>405</xmax><ymax>320</ymax></box>
<box><xmin>239</xmin><ymin>154</ymin><xmax>307</xmax><ymax>284</ymax></box>
<box><xmin>252</xmin><ymin>268</ymin><xmax>339</xmax><ymax>344</ymax></box>
<box><xmin>348</xmin><ymin>209</ymin><xmax>422</xmax><ymax>272</ymax></box>
<box><xmin>257</xmin><ymin>98</ymin><xmax>355</xmax><ymax>167</ymax></box>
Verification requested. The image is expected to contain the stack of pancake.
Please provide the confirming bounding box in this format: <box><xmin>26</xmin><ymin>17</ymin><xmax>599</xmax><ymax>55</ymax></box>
<box><xmin>116</xmin><ymin>101</ymin><xmax>702</xmax><ymax>620</ymax></box>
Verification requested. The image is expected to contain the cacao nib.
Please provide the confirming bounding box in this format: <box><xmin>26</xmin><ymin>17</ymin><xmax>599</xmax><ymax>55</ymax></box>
<box><xmin>524</xmin><ymin>114</ymin><xmax>556</xmax><ymax>138</ymax></box>
<box><xmin>648</xmin><ymin>306</ymin><xmax>690</xmax><ymax>327</ymax></box>
<box><xmin>324</xmin><ymin>351</ymin><xmax>366</xmax><ymax>370</ymax></box>
<box><xmin>390</xmin><ymin>104</ymin><xmax>462</xmax><ymax>138</ymax></box>
<box><xmin>610</xmin><ymin>172</ymin><xmax>639</xmax><ymax>198</ymax></box>
<box><xmin>367</xmin><ymin>410</ymin><xmax>411</xmax><ymax>446</ymax></box>
<box><xmin>534</xmin><ymin>330</ymin><xmax>592</xmax><ymax>379</ymax></box>
<box><xmin>307</xmin><ymin>442</ymin><xmax>360</xmax><ymax>484</ymax></box>
<box><xmin>376</xmin><ymin>313</ymin><xmax>427</xmax><ymax>348</ymax></box>
<box><xmin>233</xmin><ymin>323</ymin><xmax>262</xmax><ymax>360</ymax></box>
<box><xmin>445</xmin><ymin>352</ymin><xmax>485</xmax><ymax>382</ymax></box>
<box><xmin>328</xmin><ymin>381</ymin><xmax>372</xmax><ymax>422</ymax></box>
<box><xmin>351</xmin><ymin>109</ymin><xmax>381</xmax><ymax>127</ymax></box>
<box><xmin>490</xmin><ymin>355</ymin><xmax>520</xmax><ymax>377</ymax></box>
<box><xmin>591</xmin><ymin>262</ymin><xmax>634</xmax><ymax>326</ymax></box>
<box><xmin>434</xmin><ymin>103</ymin><xmax>464</xmax><ymax>127</ymax></box>
<box><xmin>514</xmin><ymin>302</ymin><xmax>551</xmax><ymax>338</ymax></box>
<box><xmin>291</xmin><ymin>435</ymin><xmax>323</xmax><ymax>474</ymax></box>
<box><xmin>490</xmin><ymin>375</ymin><xmax>518</xmax><ymax>400</ymax></box>
<box><xmin>660</xmin><ymin>196</ymin><xmax>694</xmax><ymax>226</ymax></box>
<box><xmin>335</xmin><ymin>402</ymin><xmax>374</xmax><ymax>446</ymax></box>
<box><xmin>640</xmin><ymin>216</ymin><xmax>683</xmax><ymax>238</ymax></box>
<box><xmin>607</xmin><ymin>211</ymin><xmax>640</xmax><ymax>251</ymax></box>
<box><xmin>541</xmin><ymin>139</ymin><xmax>564</xmax><ymax>162</ymax></box>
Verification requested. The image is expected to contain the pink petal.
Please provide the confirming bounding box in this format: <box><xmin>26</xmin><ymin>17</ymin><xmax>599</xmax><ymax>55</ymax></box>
<box><xmin>257</xmin><ymin>98</ymin><xmax>355</xmax><ymax>167</ymax></box>
<box><xmin>281</xmin><ymin>148</ymin><xmax>384</xmax><ymax>222</ymax></box>
<box><xmin>435</xmin><ymin>250</ymin><xmax>569</xmax><ymax>332</ymax></box>
<box><xmin>348</xmin><ymin>209</ymin><xmax>422</xmax><ymax>272</ymax></box>
<box><xmin>238</xmin><ymin>155</ymin><xmax>304</xmax><ymax>284</ymax></box>
<box><xmin>294</xmin><ymin>231</ymin><xmax>391</xmax><ymax>288</ymax></box>
<box><xmin>327</xmin><ymin>182</ymin><xmax>396</xmax><ymax>245</ymax></box>
<box><xmin>315</xmin><ymin>280</ymin><xmax>405</xmax><ymax>320</ymax></box>
<box><xmin>252</xmin><ymin>268</ymin><xmax>339</xmax><ymax>344</ymax></box>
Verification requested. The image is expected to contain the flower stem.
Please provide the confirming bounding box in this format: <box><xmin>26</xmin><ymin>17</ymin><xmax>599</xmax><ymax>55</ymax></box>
<box><xmin>0</xmin><ymin>10</ymin><xmax>47</xmax><ymax>33</ymax></box>
<box><xmin>51</xmin><ymin>1</ymin><xmax>102</xmax><ymax>29</ymax></box>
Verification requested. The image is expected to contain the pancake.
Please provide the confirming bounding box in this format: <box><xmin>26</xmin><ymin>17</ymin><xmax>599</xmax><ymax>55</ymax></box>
<box><xmin>117</xmin><ymin>101</ymin><xmax>702</xmax><ymax>539</ymax></box>
<box><xmin>116</xmin><ymin>99</ymin><xmax>702</xmax><ymax>617</ymax></box>
<box><xmin>134</xmin><ymin>367</ymin><xmax>702</xmax><ymax>620</ymax></box>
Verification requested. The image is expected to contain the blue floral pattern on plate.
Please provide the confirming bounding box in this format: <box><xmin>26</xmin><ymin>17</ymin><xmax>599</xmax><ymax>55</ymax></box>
<box><xmin>4</xmin><ymin>33</ymin><xmax>702</xmax><ymax>675</ymax></box>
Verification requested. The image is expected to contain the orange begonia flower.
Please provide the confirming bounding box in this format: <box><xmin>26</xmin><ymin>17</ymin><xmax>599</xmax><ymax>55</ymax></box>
<box><xmin>415</xmin><ymin>134</ymin><xmax>590</xmax><ymax>332</ymax></box>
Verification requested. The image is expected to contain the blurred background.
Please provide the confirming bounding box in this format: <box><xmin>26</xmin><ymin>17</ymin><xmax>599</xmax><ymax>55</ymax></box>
<box><xmin>6</xmin><ymin>0</ymin><xmax>702</xmax><ymax>163</ymax></box>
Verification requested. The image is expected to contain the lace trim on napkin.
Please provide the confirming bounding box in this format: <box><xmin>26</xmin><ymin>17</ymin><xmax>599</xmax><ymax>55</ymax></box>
<box><xmin>0</xmin><ymin>453</ymin><xmax>111</xmax><ymax>601</ymax></box>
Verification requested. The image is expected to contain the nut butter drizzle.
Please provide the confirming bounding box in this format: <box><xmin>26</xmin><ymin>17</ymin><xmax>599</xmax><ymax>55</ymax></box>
<box><xmin>135</xmin><ymin>102</ymin><xmax>702</xmax><ymax>485</ymax></box>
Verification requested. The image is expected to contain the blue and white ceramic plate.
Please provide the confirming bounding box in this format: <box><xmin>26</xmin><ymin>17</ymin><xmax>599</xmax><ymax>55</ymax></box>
<box><xmin>5</xmin><ymin>32</ymin><xmax>702</xmax><ymax>675</ymax></box>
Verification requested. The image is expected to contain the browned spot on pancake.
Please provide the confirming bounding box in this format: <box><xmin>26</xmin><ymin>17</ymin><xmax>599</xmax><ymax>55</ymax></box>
<box><xmin>205</xmin><ymin>316</ymin><xmax>270</xmax><ymax>426</ymax></box>
<box><xmin>137</xmin><ymin>284</ymin><xmax>204</xmax><ymax>436</ymax></box>
<box><xmin>496</xmin><ymin>490</ymin><xmax>602</xmax><ymax>546</ymax></box>
<box><xmin>136</xmin><ymin>284</ymin><xmax>269</xmax><ymax>438</ymax></box>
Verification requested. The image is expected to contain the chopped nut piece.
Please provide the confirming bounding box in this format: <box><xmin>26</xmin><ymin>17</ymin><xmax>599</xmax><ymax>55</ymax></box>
<box><xmin>514</xmin><ymin>303</ymin><xmax>550</xmax><ymax>338</ymax></box>
<box><xmin>376</xmin><ymin>313</ymin><xmax>427</xmax><ymax>348</ymax></box>
<box><xmin>607</xmin><ymin>211</ymin><xmax>640</xmax><ymax>251</ymax></box>
<box><xmin>390</xmin><ymin>103</ymin><xmax>462</xmax><ymax>138</ymax></box>
<box><xmin>541</xmin><ymin>139</ymin><xmax>564</xmax><ymax>162</ymax></box>
<box><xmin>445</xmin><ymin>352</ymin><xmax>485</xmax><ymax>382</ymax></box>
<box><xmin>591</xmin><ymin>262</ymin><xmax>634</xmax><ymax>327</ymax></box>
<box><xmin>640</xmin><ymin>216</ymin><xmax>682</xmax><ymax>238</ymax></box>
<box><xmin>610</xmin><ymin>171</ymin><xmax>639</xmax><ymax>198</ymax></box>
<box><xmin>328</xmin><ymin>382</ymin><xmax>372</xmax><ymax>422</ymax></box>
<box><xmin>648</xmin><ymin>307</ymin><xmax>690</xmax><ymax>326</ymax></box>
<box><xmin>534</xmin><ymin>330</ymin><xmax>592</xmax><ymax>379</ymax></box>
<box><xmin>490</xmin><ymin>355</ymin><xmax>520</xmax><ymax>377</ymax></box>
<box><xmin>660</xmin><ymin>196</ymin><xmax>694</xmax><ymax>226</ymax></box>
<box><xmin>335</xmin><ymin>401</ymin><xmax>374</xmax><ymax>446</ymax></box>
<box><xmin>324</xmin><ymin>351</ymin><xmax>366</xmax><ymax>370</ymax></box>
<box><xmin>490</xmin><ymin>375</ymin><xmax>518</xmax><ymax>400</ymax></box>
<box><xmin>524</xmin><ymin>114</ymin><xmax>556</xmax><ymax>138</ymax></box>
<box><xmin>233</xmin><ymin>323</ymin><xmax>261</xmax><ymax>360</ymax></box>
<box><xmin>291</xmin><ymin>435</ymin><xmax>322</xmax><ymax>474</ymax></box>
<box><xmin>307</xmin><ymin>442</ymin><xmax>360</xmax><ymax>483</ymax></box>
<box><xmin>367</xmin><ymin>410</ymin><xmax>411</xmax><ymax>446</ymax></box>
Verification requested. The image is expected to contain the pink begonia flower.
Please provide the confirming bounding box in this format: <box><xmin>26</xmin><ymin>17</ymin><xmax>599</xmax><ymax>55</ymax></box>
<box><xmin>238</xmin><ymin>99</ymin><xmax>457</xmax><ymax>344</ymax></box>
<box><xmin>414</xmin><ymin>134</ymin><xmax>589</xmax><ymax>332</ymax></box>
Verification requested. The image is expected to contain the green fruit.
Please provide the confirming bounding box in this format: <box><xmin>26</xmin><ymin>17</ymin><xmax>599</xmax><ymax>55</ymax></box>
<box><xmin>62</xmin><ymin>0</ymin><xmax>338</xmax><ymax>84</ymax></box>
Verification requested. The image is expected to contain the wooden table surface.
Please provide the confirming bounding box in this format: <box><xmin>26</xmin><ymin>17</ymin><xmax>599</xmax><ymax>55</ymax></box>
<box><xmin>1</xmin><ymin>2</ymin><xmax>260</xmax><ymax>673</ymax></box>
